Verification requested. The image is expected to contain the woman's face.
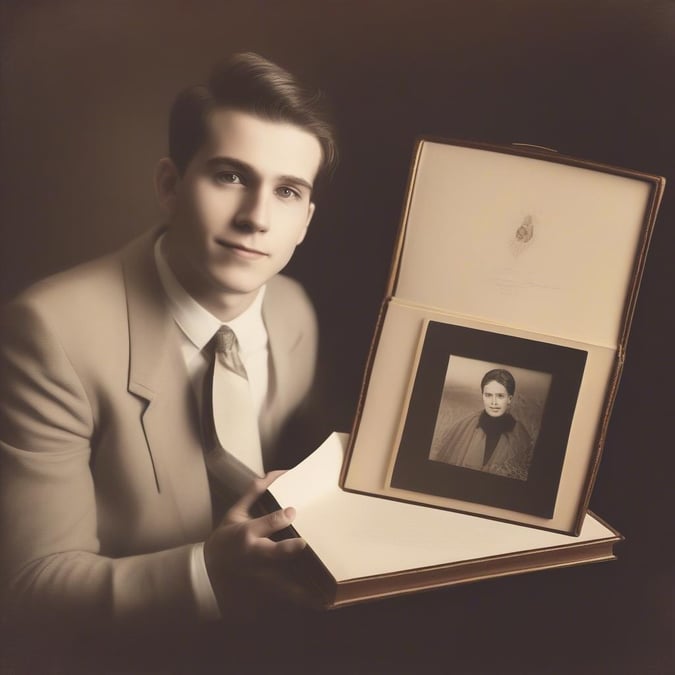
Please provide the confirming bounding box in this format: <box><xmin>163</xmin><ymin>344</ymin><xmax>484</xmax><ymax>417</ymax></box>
<box><xmin>482</xmin><ymin>380</ymin><xmax>512</xmax><ymax>417</ymax></box>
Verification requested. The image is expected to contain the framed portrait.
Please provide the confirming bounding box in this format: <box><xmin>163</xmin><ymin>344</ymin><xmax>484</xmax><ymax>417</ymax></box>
<box><xmin>389</xmin><ymin>320</ymin><xmax>587</xmax><ymax>518</ymax></box>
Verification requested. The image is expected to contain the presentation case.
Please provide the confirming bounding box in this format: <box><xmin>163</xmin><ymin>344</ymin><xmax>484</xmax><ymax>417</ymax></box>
<box><xmin>339</xmin><ymin>139</ymin><xmax>664</xmax><ymax>535</ymax></box>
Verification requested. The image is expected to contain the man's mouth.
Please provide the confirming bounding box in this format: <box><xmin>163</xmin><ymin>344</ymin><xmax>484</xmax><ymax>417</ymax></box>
<box><xmin>216</xmin><ymin>239</ymin><xmax>268</xmax><ymax>259</ymax></box>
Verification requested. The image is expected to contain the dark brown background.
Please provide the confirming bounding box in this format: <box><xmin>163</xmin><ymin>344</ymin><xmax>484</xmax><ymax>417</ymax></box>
<box><xmin>1</xmin><ymin>1</ymin><xmax>673</xmax><ymax>673</ymax></box>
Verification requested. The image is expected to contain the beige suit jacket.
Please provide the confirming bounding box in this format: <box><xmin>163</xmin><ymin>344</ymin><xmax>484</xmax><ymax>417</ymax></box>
<box><xmin>0</xmin><ymin>228</ymin><xmax>318</xmax><ymax>624</ymax></box>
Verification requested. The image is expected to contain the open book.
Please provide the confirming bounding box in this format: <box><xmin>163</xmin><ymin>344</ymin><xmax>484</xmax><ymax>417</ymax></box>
<box><xmin>267</xmin><ymin>433</ymin><xmax>621</xmax><ymax>608</ymax></box>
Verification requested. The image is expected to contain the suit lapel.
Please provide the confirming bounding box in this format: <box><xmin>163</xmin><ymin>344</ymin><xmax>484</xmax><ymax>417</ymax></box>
<box><xmin>123</xmin><ymin>231</ymin><xmax>177</xmax><ymax>405</ymax></box>
<box><xmin>121</xmin><ymin>231</ymin><xmax>211</xmax><ymax>534</ymax></box>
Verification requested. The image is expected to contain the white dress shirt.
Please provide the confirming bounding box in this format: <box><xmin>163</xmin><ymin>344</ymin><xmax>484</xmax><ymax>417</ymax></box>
<box><xmin>154</xmin><ymin>235</ymin><xmax>270</xmax><ymax>620</ymax></box>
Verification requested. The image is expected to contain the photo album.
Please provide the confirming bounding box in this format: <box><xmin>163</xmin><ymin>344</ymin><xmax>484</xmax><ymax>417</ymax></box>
<box><xmin>266</xmin><ymin>139</ymin><xmax>664</xmax><ymax>607</ymax></box>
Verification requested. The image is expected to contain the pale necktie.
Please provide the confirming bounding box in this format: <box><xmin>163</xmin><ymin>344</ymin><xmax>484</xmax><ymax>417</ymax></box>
<box><xmin>205</xmin><ymin>325</ymin><xmax>264</xmax><ymax>480</ymax></box>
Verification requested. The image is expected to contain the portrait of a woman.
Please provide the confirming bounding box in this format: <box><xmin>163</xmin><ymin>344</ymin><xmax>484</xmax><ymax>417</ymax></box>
<box><xmin>435</xmin><ymin>368</ymin><xmax>533</xmax><ymax>481</ymax></box>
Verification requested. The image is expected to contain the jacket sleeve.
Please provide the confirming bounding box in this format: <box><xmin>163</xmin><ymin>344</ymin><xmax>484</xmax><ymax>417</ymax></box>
<box><xmin>0</xmin><ymin>298</ymin><xmax>198</xmax><ymax>626</ymax></box>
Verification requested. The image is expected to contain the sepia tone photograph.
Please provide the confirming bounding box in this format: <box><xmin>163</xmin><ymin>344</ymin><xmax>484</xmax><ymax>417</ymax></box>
<box><xmin>1</xmin><ymin>2</ymin><xmax>673</xmax><ymax>674</ymax></box>
<box><xmin>390</xmin><ymin>319</ymin><xmax>587</xmax><ymax>518</ymax></box>
<box><xmin>428</xmin><ymin>357</ymin><xmax>552</xmax><ymax>482</ymax></box>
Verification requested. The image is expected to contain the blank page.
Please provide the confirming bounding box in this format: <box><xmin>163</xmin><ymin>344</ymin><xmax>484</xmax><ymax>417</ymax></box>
<box><xmin>395</xmin><ymin>142</ymin><xmax>651</xmax><ymax>348</ymax></box>
<box><xmin>270</xmin><ymin>434</ymin><xmax>616</xmax><ymax>581</ymax></box>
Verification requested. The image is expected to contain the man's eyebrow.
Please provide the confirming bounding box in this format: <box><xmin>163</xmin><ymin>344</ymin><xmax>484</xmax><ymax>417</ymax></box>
<box><xmin>277</xmin><ymin>174</ymin><xmax>314</xmax><ymax>192</ymax></box>
<box><xmin>205</xmin><ymin>156</ymin><xmax>252</xmax><ymax>173</ymax></box>
<box><xmin>205</xmin><ymin>156</ymin><xmax>314</xmax><ymax>192</ymax></box>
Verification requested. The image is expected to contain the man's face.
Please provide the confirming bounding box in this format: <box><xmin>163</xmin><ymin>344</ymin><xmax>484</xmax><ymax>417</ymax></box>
<box><xmin>482</xmin><ymin>380</ymin><xmax>512</xmax><ymax>417</ymax></box>
<box><xmin>163</xmin><ymin>108</ymin><xmax>322</xmax><ymax>314</ymax></box>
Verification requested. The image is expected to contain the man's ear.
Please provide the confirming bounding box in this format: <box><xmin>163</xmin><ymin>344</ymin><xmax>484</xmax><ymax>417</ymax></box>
<box><xmin>154</xmin><ymin>158</ymin><xmax>181</xmax><ymax>216</ymax></box>
<box><xmin>296</xmin><ymin>202</ymin><xmax>316</xmax><ymax>246</ymax></box>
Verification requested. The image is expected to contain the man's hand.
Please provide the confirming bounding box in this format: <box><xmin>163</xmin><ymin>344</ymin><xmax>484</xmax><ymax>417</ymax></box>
<box><xmin>203</xmin><ymin>471</ymin><xmax>312</xmax><ymax>620</ymax></box>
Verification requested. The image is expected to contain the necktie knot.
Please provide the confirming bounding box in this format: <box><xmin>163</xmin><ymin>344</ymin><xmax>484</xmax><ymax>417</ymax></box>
<box><xmin>211</xmin><ymin>326</ymin><xmax>247</xmax><ymax>379</ymax></box>
<box><xmin>215</xmin><ymin>325</ymin><xmax>237</xmax><ymax>354</ymax></box>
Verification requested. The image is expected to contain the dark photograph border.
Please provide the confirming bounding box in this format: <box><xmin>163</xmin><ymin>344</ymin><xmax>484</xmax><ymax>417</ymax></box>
<box><xmin>390</xmin><ymin>320</ymin><xmax>588</xmax><ymax>518</ymax></box>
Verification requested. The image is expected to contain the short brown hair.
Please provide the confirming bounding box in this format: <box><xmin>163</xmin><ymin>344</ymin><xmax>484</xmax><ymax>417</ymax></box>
<box><xmin>169</xmin><ymin>52</ymin><xmax>337</xmax><ymax>193</ymax></box>
<box><xmin>481</xmin><ymin>369</ymin><xmax>516</xmax><ymax>396</ymax></box>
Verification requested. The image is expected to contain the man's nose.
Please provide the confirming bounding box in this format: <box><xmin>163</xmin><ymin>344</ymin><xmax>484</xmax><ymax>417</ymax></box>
<box><xmin>234</xmin><ymin>188</ymin><xmax>269</xmax><ymax>233</ymax></box>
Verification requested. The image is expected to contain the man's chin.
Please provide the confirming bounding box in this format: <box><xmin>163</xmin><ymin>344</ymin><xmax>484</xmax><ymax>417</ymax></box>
<box><xmin>209</xmin><ymin>272</ymin><xmax>267</xmax><ymax>298</ymax></box>
<box><xmin>213</xmin><ymin>284</ymin><xmax>263</xmax><ymax>300</ymax></box>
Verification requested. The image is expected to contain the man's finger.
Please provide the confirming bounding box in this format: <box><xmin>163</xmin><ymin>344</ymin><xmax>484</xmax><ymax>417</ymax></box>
<box><xmin>253</xmin><ymin>534</ymin><xmax>307</xmax><ymax>560</ymax></box>
<box><xmin>225</xmin><ymin>470</ymin><xmax>286</xmax><ymax>520</ymax></box>
<box><xmin>247</xmin><ymin>506</ymin><xmax>298</xmax><ymax>538</ymax></box>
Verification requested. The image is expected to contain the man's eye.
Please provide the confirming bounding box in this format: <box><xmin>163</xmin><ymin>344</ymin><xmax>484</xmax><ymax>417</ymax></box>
<box><xmin>276</xmin><ymin>186</ymin><xmax>300</xmax><ymax>200</ymax></box>
<box><xmin>214</xmin><ymin>172</ymin><xmax>242</xmax><ymax>185</ymax></box>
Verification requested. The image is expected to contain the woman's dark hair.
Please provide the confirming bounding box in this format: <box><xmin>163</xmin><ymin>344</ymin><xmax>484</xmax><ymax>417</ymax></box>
<box><xmin>480</xmin><ymin>368</ymin><xmax>516</xmax><ymax>396</ymax></box>
<box><xmin>168</xmin><ymin>52</ymin><xmax>337</xmax><ymax>194</ymax></box>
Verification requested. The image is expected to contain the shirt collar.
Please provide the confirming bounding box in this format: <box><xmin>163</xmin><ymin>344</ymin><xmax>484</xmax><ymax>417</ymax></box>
<box><xmin>153</xmin><ymin>233</ymin><xmax>267</xmax><ymax>353</ymax></box>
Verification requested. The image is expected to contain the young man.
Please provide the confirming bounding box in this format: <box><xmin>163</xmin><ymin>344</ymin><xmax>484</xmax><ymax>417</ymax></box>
<box><xmin>0</xmin><ymin>53</ymin><xmax>337</xmax><ymax>625</ymax></box>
